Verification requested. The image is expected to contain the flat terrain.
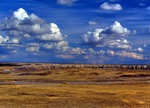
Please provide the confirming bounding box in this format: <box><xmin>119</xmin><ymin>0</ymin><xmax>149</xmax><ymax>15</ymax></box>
<box><xmin>0</xmin><ymin>63</ymin><xmax>150</xmax><ymax>108</ymax></box>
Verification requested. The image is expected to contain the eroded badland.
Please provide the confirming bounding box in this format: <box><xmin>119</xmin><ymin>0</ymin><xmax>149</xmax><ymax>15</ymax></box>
<box><xmin>0</xmin><ymin>63</ymin><xmax>150</xmax><ymax>108</ymax></box>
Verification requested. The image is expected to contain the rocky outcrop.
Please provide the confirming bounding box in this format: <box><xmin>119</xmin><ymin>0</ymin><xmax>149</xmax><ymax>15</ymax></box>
<box><xmin>2</xmin><ymin>63</ymin><xmax>150</xmax><ymax>73</ymax></box>
<box><xmin>10</xmin><ymin>64</ymin><xmax>150</xmax><ymax>72</ymax></box>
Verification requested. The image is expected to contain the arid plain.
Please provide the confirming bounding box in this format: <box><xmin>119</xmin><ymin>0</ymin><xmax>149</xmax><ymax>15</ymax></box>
<box><xmin>0</xmin><ymin>63</ymin><xmax>150</xmax><ymax>108</ymax></box>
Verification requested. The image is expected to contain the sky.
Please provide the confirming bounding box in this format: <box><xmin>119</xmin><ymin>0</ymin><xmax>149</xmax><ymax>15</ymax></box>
<box><xmin>0</xmin><ymin>0</ymin><xmax>150</xmax><ymax>64</ymax></box>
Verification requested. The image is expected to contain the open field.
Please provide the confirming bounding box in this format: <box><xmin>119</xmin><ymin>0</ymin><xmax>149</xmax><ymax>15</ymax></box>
<box><xmin>0</xmin><ymin>63</ymin><xmax>150</xmax><ymax>108</ymax></box>
<box><xmin>0</xmin><ymin>84</ymin><xmax>150</xmax><ymax>108</ymax></box>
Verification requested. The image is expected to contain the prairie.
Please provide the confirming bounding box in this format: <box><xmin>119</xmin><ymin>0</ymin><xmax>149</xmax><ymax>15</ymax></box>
<box><xmin>0</xmin><ymin>63</ymin><xmax>149</xmax><ymax>108</ymax></box>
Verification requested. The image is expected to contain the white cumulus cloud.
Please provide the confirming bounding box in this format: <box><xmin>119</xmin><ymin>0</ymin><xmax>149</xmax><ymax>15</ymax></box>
<box><xmin>26</xmin><ymin>46</ymin><xmax>40</xmax><ymax>52</ymax></box>
<box><xmin>116</xmin><ymin>51</ymin><xmax>144</xmax><ymax>60</ymax></box>
<box><xmin>80</xmin><ymin>21</ymin><xmax>145</xmax><ymax>60</ymax></box>
<box><xmin>70</xmin><ymin>47</ymin><xmax>86</xmax><ymax>54</ymax></box>
<box><xmin>137</xmin><ymin>47</ymin><xmax>143</xmax><ymax>52</ymax></box>
<box><xmin>0</xmin><ymin>36</ymin><xmax>9</xmax><ymax>43</ymax></box>
<box><xmin>100</xmin><ymin>2</ymin><xmax>122</xmax><ymax>11</ymax></box>
<box><xmin>25</xmin><ymin>43</ymin><xmax>40</xmax><ymax>52</ymax></box>
<box><xmin>81</xmin><ymin>29</ymin><xmax>103</xmax><ymax>45</ymax></box>
<box><xmin>0</xmin><ymin>8</ymin><xmax>67</xmax><ymax>55</ymax></box>
<box><xmin>81</xmin><ymin>21</ymin><xmax>133</xmax><ymax>49</ymax></box>
<box><xmin>88</xmin><ymin>21</ymin><xmax>97</xmax><ymax>25</ymax></box>
<box><xmin>10</xmin><ymin>38</ymin><xmax>19</xmax><ymax>44</ymax></box>
<box><xmin>43</xmin><ymin>41</ymin><xmax>69</xmax><ymax>51</ymax></box>
<box><xmin>102</xmin><ymin>21</ymin><xmax>131</xmax><ymax>36</ymax></box>
<box><xmin>13</xmin><ymin>8</ymin><xmax>29</xmax><ymax>20</ymax></box>
<box><xmin>57</xmin><ymin>0</ymin><xmax>77</xmax><ymax>6</ymax></box>
<box><xmin>107</xmin><ymin>50</ymin><xmax>115</xmax><ymax>56</ymax></box>
<box><xmin>108</xmin><ymin>39</ymin><xmax>132</xmax><ymax>49</ymax></box>
<box><xmin>0</xmin><ymin>8</ymin><xmax>63</xmax><ymax>43</ymax></box>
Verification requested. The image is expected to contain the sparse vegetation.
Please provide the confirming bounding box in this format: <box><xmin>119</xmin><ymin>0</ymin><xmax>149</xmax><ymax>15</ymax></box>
<box><xmin>0</xmin><ymin>84</ymin><xmax>149</xmax><ymax>108</ymax></box>
<box><xmin>0</xmin><ymin>63</ymin><xmax>149</xmax><ymax>108</ymax></box>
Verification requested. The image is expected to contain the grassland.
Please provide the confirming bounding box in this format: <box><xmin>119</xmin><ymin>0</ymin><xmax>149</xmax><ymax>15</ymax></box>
<box><xmin>0</xmin><ymin>63</ymin><xmax>150</xmax><ymax>108</ymax></box>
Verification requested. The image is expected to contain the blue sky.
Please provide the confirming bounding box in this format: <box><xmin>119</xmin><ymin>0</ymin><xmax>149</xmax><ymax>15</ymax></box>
<box><xmin>0</xmin><ymin>0</ymin><xmax>149</xmax><ymax>64</ymax></box>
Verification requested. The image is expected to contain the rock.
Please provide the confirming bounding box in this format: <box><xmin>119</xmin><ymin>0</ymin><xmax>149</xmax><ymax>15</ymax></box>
<box><xmin>3</xmin><ymin>69</ymin><xmax>11</xmax><ymax>73</ymax></box>
<box><xmin>5</xmin><ymin>64</ymin><xmax>150</xmax><ymax>73</ymax></box>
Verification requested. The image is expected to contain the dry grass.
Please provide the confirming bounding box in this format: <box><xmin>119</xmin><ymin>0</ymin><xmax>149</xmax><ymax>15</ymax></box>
<box><xmin>0</xmin><ymin>84</ymin><xmax>149</xmax><ymax>108</ymax></box>
<box><xmin>0</xmin><ymin>68</ymin><xmax>149</xmax><ymax>87</ymax></box>
<box><xmin>0</xmin><ymin>67</ymin><xmax>149</xmax><ymax>84</ymax></box>
<box><xmin>0</xmin><ymin>65</ymin><xmax>150</xmax><ymax>108</ymax></box>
